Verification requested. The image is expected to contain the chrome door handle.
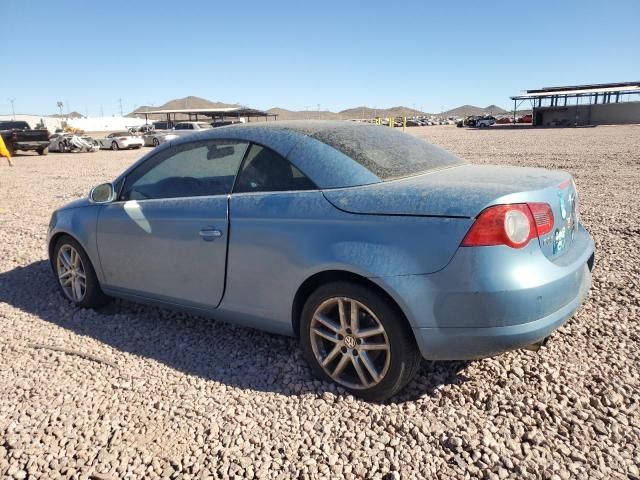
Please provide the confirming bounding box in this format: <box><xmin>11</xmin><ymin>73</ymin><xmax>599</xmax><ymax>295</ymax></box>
<box><xmin>199</xmin><ymin>228</ymin><xmax>222</xmax><ymax>241</ymax></box>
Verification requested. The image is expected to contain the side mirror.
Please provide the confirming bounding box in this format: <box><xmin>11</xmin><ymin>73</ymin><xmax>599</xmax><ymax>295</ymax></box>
<box><xmin>89</xmin><ymin>182</ymin><xmax>115</xmax><ymax>203</ymax></box>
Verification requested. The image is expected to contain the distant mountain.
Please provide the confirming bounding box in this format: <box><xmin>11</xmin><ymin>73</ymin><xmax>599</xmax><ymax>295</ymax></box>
<box><xmin>127</xmin><ymin>96</ymin><xmax>510</xmax><ymax>121</ymax></box>
<box><xmin>268</xmin><ymin>106</ymin><xmax>431</xmax><ymax>120</ymax></box>
<box><xmin>49</xmin><ymin>111</ymin><xmax>84</xmax><ymax>119</ymax></box>
<box><xmin>129</xmin><ymin>96</ymin><xmax>239</xmax><ymax>117</ymax></box>
<box><xmin>267</xmin><ymin>108</ymin><xmax>341</xmax><ymax>120</ymax></box>
<box><xmin>442</xmin><ymin>104</ymin><xmax>507</xmax><ymax>118</ymax></box>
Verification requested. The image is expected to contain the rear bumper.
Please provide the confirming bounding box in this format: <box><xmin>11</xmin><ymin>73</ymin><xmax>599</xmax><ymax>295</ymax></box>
<box><xmin>376</xmin><ymin>224</ymin><xmax>594</xmax><ymax>360</ymax></box>
<box><xmin>412</xmin><ymin>262</ymin><xmax>591</xmax><ymax>360</ymax></box>
<box><xmin>15</xmin><ymin>141</ymin><xmax>49</xmax><ymax>150</ymax></box>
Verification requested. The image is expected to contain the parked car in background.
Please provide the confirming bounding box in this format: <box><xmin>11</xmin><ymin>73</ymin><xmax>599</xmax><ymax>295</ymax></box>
<box><xmin>128</xmin><ymin>124</ymin><xmax>154</xmax><ymax>135</ymax></box>
<box><xmin>518</xmin><ymin>114</ymin><xmax>533</xmax><ymax>124</ymax></box>
<box><xmin>476</xmin><ymin>116</ymin><xmax>496</xmax><ymax>128</ymax></box>
<box><xmin>48</xmin><ymin>121</ymin><xmax>594</xmax><ymax>401</ymax></box>
<box><xmin>152</xmin><ymin>121</ymin><xmax>173</xmax><ymax>130</ymax></box>
<box><xmin>97</xmin><ymin>132</ymin><xmax>144</xmax><ymax>150</ymax></box>
<box><xmin>172</xmin><ymin>122</ymin><xmax>214</xmax><ymax>136</ymax></box>
<box><xmin>496</xmin><ymin>117</ymin><xmax>513</xmax><ymax>124</ymax></box>
<box><xmin>211</xmin><ymin>120</ymin><xmax>241</xmax><ymax>128</ymax></box>
<box><xmin>49</xmin><ymin>133</ymin><xmax>99</xmax><ymax>153</ymax></box>
<box><xmin>143</xmin><ymin>130</ymin><xmax>179</xmax><ymax>147</ymax></box>
<box><xmin>0</xmin><ymin>120</ymin><xmax>50</xmax><ymax>155</ymax></box>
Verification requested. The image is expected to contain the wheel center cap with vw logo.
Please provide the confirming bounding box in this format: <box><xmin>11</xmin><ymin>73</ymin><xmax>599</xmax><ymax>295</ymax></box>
<box><xmin>344</xmin><ymin>336</ymin><xmax>357</xmax><ymax>349</ymax></box>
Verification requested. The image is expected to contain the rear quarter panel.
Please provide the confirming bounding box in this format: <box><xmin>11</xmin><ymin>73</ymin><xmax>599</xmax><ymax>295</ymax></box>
<box><xmin>218</xmin><ymin>191</ymin><xmax>473</xmax><ymax>334</ymax></box>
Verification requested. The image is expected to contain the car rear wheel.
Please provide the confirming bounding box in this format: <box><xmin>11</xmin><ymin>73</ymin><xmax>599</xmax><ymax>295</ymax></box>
<box><xmin>300</xmin><ymin>281</ymin><xmax>421</xmax><ymax>401</ymax></box>
<box><xmin>152</xmin><ymin>138</ymin><xmax>160</xmax><ymax>147</ymax></box>
<box><xmin>111</xmin><ymin>141</ymin><xmax>119</xmax><ymax>151</ymax></box>
<box><xmin>53</xmin><ymin>236</ymin><xmax>109</xmax><ymax>308</ymax></box>
<box><xmin>37</xmin><ymin>147</ymin><xmax>49</xmax><ymax>156</ymax></box>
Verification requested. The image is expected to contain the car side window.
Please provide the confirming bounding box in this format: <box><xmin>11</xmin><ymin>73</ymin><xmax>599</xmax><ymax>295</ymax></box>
<box><xmin>233</xmin><ymin>144</ymin><xmax>317</xmax><ymax>193</ymax></box>
<box><xmin>120</xmin><ymin>139</ymin><xmax>249</xmax><ymax>201</ymax></box>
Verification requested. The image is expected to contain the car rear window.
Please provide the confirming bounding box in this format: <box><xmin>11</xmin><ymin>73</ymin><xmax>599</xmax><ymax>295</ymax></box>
<box><xmin>309</xmin><ymin>124</ymin><xmax>464</xmax><ymax>181</ymax></box>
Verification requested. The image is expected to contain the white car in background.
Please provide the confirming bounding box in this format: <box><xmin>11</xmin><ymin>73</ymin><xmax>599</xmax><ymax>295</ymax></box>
<box><xmin>476</xmin><ymin>116</ymin><xmax>497</xmax><ymax>128</ymax></box>
<box><xmin>143</xmin><ymin>130</ymin><xmax>179</xmax><ymax>147</ymax></box>
<box><xmin>97</xmin><ymin>132</ymin><xmax>144</xmax><ymax>151</ymax></box>
<box><xmin>171</xmin><ymin>122</ymin><xmax>213</xmax><ymax>137</ymax></box>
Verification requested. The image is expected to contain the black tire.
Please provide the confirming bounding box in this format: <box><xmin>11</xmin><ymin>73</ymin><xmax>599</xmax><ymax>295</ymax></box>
<box><xmin>37</xmin><ymin>147</ymin><xmax>49</xmax><ymax>156</ymax></box>
<box><xmin>111</xmin><ymin>141</ymin><xmax>119</xmax><ymax>151</ymax></box>
<box><xmin>59</xmin><ymin>142</ymin><xmax>66</xmax><ymax>153</ymax></box>
<box><xmin>152</xmin><ymin>138</ymin><xmax>160</xmax><ymax>147</ymax></box>
<box><xmin>300</xmin><ymin>281</ymin><xmax>421</xmax><ymax>402</ymax></box>
<box><xmin>53</xmin><ymin>235</ymin><xmax>109</xmax><ymax>308</ymax></box>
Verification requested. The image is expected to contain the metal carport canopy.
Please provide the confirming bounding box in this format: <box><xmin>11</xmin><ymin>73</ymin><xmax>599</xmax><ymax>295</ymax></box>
<box><xmin>134</xmin><ymin>107</ymin><xmax>277</xmax><ymax>119</ymax></box>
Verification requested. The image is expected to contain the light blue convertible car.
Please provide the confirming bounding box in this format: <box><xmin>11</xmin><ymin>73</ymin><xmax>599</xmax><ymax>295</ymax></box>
<box><xmin>48</xmin><ymin>121</ymin><xmax>594</xmax><ymax>400</ymax></box>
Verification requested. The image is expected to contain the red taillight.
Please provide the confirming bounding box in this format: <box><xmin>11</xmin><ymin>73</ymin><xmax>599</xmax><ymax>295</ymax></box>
<box><xmin>119</xmin><ymin>137</ymin><xmax>127</xmax><ymax>141</ymax></box>
<box><xmin>462</xmin><ymin>202</ymin><xmax>554</xmax><ymax>249</ymax></box>
<box><xmin>528</xmin><ymin>202</ymin><xmax>554</xmax><ymax>236</ymax></box>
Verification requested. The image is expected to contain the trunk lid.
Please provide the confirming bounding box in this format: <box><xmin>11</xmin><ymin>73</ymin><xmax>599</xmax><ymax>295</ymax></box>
<box><xmin>323</xmin><ymin>164</ymin><xmax>578</xmax><ymax>260</ymax></box>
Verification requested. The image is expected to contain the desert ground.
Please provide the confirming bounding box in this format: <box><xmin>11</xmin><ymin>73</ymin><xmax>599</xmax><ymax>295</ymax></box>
<box><xmin>0</xmin><ymin>125</ymin><xmax>638</xmax><ymax>479</ymax></box>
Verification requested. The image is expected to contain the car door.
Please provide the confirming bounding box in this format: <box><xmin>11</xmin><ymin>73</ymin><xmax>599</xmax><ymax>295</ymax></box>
<box><xmin>96</xmin><ymin>138</ymin><xmax>249</xmax><ymax>309</ymax></box>
<box><xmin>222</xmin><ymin>143</ymin><xmax>319</xmax><ymax>328</ymax></box>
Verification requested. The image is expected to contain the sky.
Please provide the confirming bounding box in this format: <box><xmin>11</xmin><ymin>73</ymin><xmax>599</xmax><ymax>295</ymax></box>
<box><xmin>3</xmin><ymin>0</ymin><xmax>639</xmax><ymax>116</ymax></box>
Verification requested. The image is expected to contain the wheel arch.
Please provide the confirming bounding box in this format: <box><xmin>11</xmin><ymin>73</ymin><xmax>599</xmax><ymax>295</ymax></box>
<box><xmin>291</xmin><ymin>269</ymin><xmax>412</xmax><ymax>338</ymax></box>
<box><xmin>48</xmin><ymin>230</ymin><xmax>94</xmax><ymax>273</ymax></box>
<box><xmin>49</xmin><ymin>231</ymin><xmax>77</xmax><ymax>268</ymax></box>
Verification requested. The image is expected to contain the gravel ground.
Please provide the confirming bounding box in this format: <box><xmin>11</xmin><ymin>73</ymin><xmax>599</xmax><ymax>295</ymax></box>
<box><xmin>0</xmin><ymin>125</ymin><xmax>638</xmax><ymax>479</ymax></box>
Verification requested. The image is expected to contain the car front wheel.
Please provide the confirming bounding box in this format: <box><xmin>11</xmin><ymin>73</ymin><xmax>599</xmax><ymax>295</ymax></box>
<box><xmin>53</xmin><ymin>236</ymin><xmax>109</xmax><ymax>308</ymax></box>
<box><xmin>300</xmin><ymin>281</ymin><xmax>421</xmax><ymax>401</ymax></box>
<box><xmin>111</xmin><ymin>141</ymin><xmax>119</xmax><ymax>151</ymax></box>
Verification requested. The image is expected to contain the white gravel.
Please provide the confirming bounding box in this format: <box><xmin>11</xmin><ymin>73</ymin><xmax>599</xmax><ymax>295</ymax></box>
<box><xmin>1</xmin><ymin>125</ymin><xmax>638</xmax><ymax>479</ymax></box>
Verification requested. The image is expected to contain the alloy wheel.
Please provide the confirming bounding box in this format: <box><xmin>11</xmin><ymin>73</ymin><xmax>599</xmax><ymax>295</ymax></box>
<box><xmin>310</xmin><ymin>297</ymin><xmax>391</xmax><ymax>390</ymax></box>
<box><xmin>56</xmin><ymin>245</ymin><xmax>86</xmax><ymax>302</ymax></box>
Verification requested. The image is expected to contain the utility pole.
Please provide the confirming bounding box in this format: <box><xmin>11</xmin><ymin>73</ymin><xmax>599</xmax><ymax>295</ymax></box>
<box><xmin>118</xmin><ymin>98</ymin><xmax>124</xmax><ymax>117</ymax></box>
<box><xmin>8</xmin><ymin>98</ymin><xmax>16</xmax><ymax>119</ymax></box>
<box><xmin>317</xmin><ymin>104</ymin><xmax>320</xmax><ymax>120</ymax></box>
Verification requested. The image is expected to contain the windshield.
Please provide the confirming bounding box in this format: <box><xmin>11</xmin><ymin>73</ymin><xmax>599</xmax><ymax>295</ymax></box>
<box><xmin>309</xmin><ymin>123</ymin><xmax>463</xmax><ymax>181</ymax></box>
